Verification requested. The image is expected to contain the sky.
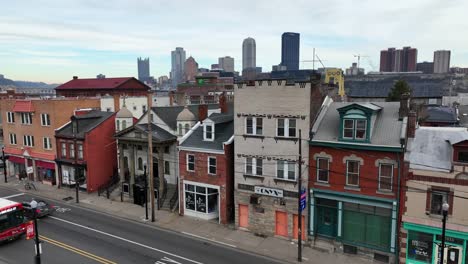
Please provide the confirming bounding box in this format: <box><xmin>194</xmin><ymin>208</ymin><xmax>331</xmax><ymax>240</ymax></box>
<box><xmin>1</xmin><ymin>0</ymin><xmax>467</xmax><ymax>83</ymax></box>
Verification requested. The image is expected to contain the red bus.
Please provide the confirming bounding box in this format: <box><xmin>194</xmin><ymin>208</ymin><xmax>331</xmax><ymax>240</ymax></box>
<box><xmin>0</xmin><ymin>198</ymin><xmax>26</xmax><ymax>242</ymax></box>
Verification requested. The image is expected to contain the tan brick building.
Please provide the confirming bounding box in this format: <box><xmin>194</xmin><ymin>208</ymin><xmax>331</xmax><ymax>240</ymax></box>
<box><xmin>1</xmin><ymin>98</ymin><xmax>100</xmax><ymax>185</ymax></box>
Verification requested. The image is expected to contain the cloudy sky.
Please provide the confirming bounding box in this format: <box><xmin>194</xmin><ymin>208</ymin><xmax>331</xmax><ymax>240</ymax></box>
<box><xmin>1</xmin><ymin>0</ymin><xmax>467</xmax><ymax>83</ymax></box>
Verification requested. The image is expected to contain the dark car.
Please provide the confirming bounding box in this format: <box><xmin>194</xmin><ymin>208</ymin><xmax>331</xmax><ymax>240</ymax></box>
<box><xmin>22</xmin><ymin>200</ymin><xmax>52</xmax><ymax>219</ymax></box>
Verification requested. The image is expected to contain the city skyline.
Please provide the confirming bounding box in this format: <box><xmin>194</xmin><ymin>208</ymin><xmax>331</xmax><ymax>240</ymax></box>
<box><xmin>1</xmin><ymin>0</ymin><xmax>467</xmax><ymax>83</ymax></box>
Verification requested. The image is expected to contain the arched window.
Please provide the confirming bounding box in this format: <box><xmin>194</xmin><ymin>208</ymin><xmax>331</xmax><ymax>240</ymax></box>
<box><xmin>116</xmin><ymin>120</ymin><xmax>120</xmax><ymax>131</ymax></box>
<box><xmin>122</xmin><ymin>120</ymin><xmax>127</xmax><ymax>130</ymax></box>
<box><xmin>185</xmin><ymin>124</ymin><xmax>190</xmax><ymax>134</ymax></box>
<box><xmin>178</xmin><ymin>123</ymin><xmax>183</xmax><ymax>136</ymax></box>
<box><xmin>138</xmin><ymin>157</ymin><xmax>143</xmax><ymax>170</ymax></box>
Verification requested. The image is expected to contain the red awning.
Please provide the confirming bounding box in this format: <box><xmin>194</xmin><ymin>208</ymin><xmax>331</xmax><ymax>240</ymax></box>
<box><xmin>8</xmin><ymin>156</ymin><xmax>25</xmax><ymax>164</ymax></box>
<box><xmin>12</xmin><ymin>100</ymin><xmax>34</xmax><ymax>112</ymax></box>
<box><xmin>35</xmin><ymin>161</ymin><xmax>56</xmax><ymax>170</ymax></box>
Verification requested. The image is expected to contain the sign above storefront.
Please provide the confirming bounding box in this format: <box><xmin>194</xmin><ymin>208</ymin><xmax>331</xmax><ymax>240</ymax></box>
<box><xmin>254</xmin><ymin>186</ymin><xmax>283</xmax><ymax>198</ymax></box>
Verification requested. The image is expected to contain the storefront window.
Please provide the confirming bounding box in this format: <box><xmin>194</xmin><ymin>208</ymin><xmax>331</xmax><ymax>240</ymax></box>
<box><xmin>185</xmin><ymin>184</ymin><xmax>218</xmax><ymax>215</ymax></box>
<box><xmin>407</xmin><ymin>231</ymin><xmax>433</xmax><ymax>263</ymax></box>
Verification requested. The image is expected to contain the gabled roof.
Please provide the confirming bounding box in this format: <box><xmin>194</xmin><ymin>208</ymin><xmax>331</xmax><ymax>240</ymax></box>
<box><xmin>12</xmin><ymin>100</ymin><xmax>34</xmax><ymax>112</ymax></box>
<box><xmin>311</xmin><ymin>102</ymin><xmax>403</xmax><ymax>147</ymax></box>
<box><xmin>406</xmin><ymin>127</ymin><xmax>468</xmax><ymax>172</ymax></box>
<box><xmin>56</xmin><ymin>110</ymin><xmax>114</xmax><ymax>139</ymax></box>
<box><xmin>115</xmin><ymin>123</ymin><xmax>176</xmax><ymax>143</ymax></box>
<box><xmin>151</xmin><ymin>104</ymin><xmax>220</xmax><ymax>130</ymax></box>
<box><xmin>337</xmin><ymin>103</ymin><xmax>382</xmax><ymax>113</ymax></box>
<box><xmin>180</xmin><ymin>116</ymin><xmax>234</xmax><ymax>151</ymax></box>
<box><xmin>56</xmin><ymin>77</ymin><xmax>146</xmax><ymax>90</ymax></box>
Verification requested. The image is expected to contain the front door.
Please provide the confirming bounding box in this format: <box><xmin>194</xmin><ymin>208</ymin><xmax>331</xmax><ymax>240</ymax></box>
<box><xmin>434</xmin><ymin>244</ymin><xmax>463</xmax><ymax>264</ymax></box>
<box><xmin>239</xmin><ymin>204</ymin><xmax>249</xmax><ymax>228</ymax></box>
<box><xmin>275</xmin><ymin>211</ymin><xmax>288</xmax><ymax>237</ymax></box>
<box><xmin>316</xmin><ymin>199</ymin><xmax>338</xmax><ymax>237</ymax></box>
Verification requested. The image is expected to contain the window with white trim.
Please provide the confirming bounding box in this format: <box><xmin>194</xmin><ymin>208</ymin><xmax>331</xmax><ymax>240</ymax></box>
<box><xmin>23</xmin><ymin>135</ymin><xmax>34</xmax><ymax>147</ymax></box>
<box><xmin>277</xmin><ymin>118</ymin><xmax>297</xmax><ymax>138</ymax></box>
<box><xmin>316</xmin><ymin>158</ymin><xmax>329</xmax><ymax>183</ymax></box>
<box><xmin>204</xmin><ymin>124</ymin><xmax>214</xmax><ymax>141</ymax></box>
<box><xmin>69</xmin><ymin>143</ymin><xmax>75</xmax><ymax>159</ymax></box>
<box><xmin>43</xmin><ymin>137</ymin><xmax>52</xmax><ymax>150</ymax></box>
<box><xmin>343</xmin><ymin>119</ymin><xmax>367</xmax><ymax>140</ymax></box>
<box><xmin>208</xmin><ymin>157</ymin><xmax>216</xmax><ymax>174</ymax></box>
<box><xmin>276</xmin><ymin>160</ymin><xmax>296</xmax><ymax>180</ymax></box>
<box><xmin>41</xmin><ymin>113</ymin><xmax>51</xmax><ymax>126</ymax></box>
<box><xmin>9</xmin><ymin>133</ymin><xmax>17</xmax><ymax>145</ymax></box>
<box><xmin>245</xmin><ymin>157</ymin><xmax>263</xmax><ymax>176</ymax></box>
<box><xmin>379</xmin><ymin>164</ymin><xmax>393</xmax><ymax>191</ymax></box>
<box><xmin>245</xmin><ymin>117</ymin><xmax>263</xmax><ymax>135</ymax></box>
<box><xmin>61</xmin><ymin>143</ymin><xmax>67</xmax><ymax>158</ymax></box>
<box><xmin>187</xmin><ymin>154</ymin><xmax>195</xmax><ymax>171</ymax></box>
<box><xmin>346</xmin><ymin>160</ymin><xmax>360</xmax><ymax>186</ymax></box>
<box><xmin>6</xmin><ymin>112</ymin><xmax>15</xmax><ymax>123</ymax></box>
<box><xmin>21</xmin><ymin>113</ymin><xmax>32</xmax><ymax>125</ymax></box>
<box><xmin>77</xmin><ymin>144</ymin><xmax>83</xmax><ymax>159</ymax></box>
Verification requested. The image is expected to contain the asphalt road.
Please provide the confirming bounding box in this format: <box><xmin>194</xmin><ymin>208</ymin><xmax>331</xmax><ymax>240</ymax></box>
<box><xmin>0</xmin><ymin>187</ymin><xmax>280</xmax><ymax>264</ymax></box>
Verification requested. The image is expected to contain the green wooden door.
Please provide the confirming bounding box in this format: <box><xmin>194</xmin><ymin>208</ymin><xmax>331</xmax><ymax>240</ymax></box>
<box><xmin>316</xmin><ymin>204</ymin><xmax>338</xmax><ymax>237</ymax></box>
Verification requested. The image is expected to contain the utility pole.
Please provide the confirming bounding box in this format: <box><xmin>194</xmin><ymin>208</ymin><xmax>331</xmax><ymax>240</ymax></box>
<box><xmin>144</xmin><ymin>164</ymin><xmax>148</xmax><ymax>220</ymax></box>
<box><xmin>147</xmin><ymin>91</ymin><xmax>155</xmax><ymax>222</ymax></box>
<box><xmin>297</xmin><ymin>129</ymin><xmax>303</xmax><ymax>262</ymax></box>
<box><xmin>2</xmin><ymin>147</ymin><xmax>7</xmax><ymax>183</ymax></box>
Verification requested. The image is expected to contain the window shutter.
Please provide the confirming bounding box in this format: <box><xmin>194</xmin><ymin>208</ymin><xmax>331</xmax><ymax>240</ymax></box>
<box><xmin>425</xmin><ymin>188</ymin><xmax>431</xmax><ymax>213</ymax></box>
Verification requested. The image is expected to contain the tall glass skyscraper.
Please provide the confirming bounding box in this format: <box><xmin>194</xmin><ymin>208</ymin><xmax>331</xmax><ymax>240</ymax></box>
<box><xmin>281</xmin><ymin>32</ymin><xmax>300</xmax><ymax>71</ymax></box>
<box><xmin>242</xmin><ymin>38</ymin><xmax>256</xmax><ymax>70</ymax></box>
<box><xmin>171</xmin><ymin>47</ymin><xmax>186</xmax><ymax>88</ymax></box>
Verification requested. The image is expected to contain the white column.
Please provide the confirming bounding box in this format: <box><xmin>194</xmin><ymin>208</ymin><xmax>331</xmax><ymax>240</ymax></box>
<box><xmin>338</xmin><ymin>201</ymin><xmax>343</xmax><ymax>237</ymax></box>
<box><xmin>390</xmin><ymin>201</ymin><xmax>397</xmax><ymax>253</ymax></box>
<box><xmin>309</xmin><ymin>190</ymin><xmax>314</xmax><ymax>235</ymax></box>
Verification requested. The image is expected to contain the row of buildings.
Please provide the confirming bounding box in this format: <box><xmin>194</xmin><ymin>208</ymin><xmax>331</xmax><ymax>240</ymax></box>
<box><xmin>380</xmin><ymin>47</ymin><xmax>451</xmax><ymax>74</ymax></box>
<box><xmin>2</xmin><ymin>74</ymin><xmax>468</xmax><ymax>263</ymax></box>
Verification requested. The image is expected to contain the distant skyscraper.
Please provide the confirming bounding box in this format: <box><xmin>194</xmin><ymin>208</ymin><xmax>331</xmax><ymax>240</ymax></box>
<box><xmin>281</xmin><ymin>32</ymin><xmax>300</xmax><ymax>71</ymax></box>
<box><xmin>416</xmin><ymin>62</ymin><xmax>434</xmax><ymax>74</ymax></box>
<box><xmin>218</xmin><ymin>56</ymin><xmax>235</xmax><ymax>72</ymax></box>
<box><xmin>242</xmin><ymin>38</ymin><xmax>256</xmax><ymax>70</ymax></box>
<box><xmin>433</xmin><ymin>50</ymin><xmax>451</xmax><ymax>74</ymax></box>
<box><xmin>171</xmin><ymin>47</ymin><xmax>186</xmax><ymax>87</ymax></box>
<box><xmin>137</xmin><ymin>57</ymin><xmax>150</xmax><ymax>82</ymax></box>
<box><xmin>184</xmin><ymin>56</ymin><xmax>199</xmax><ymax>82</ymax></box>
<box><xmin>379</xmin><ymin>47</ymin><xmax>417</xmax><ymax>72</ymax></box>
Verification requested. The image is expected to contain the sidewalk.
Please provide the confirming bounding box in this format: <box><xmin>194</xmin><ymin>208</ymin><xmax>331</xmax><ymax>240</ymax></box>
<box><xmin>0</xmin><ymin>176</ymin><xmax>371</xmax><ymax>264</ymax></box>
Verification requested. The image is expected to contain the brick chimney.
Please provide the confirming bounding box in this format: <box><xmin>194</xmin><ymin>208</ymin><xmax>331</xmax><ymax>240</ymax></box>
<box><xmin>219</xmin><ymin>92</ymin><xmax>227</xmax><ymax>113</ymax></box>
<box><xmin>73</xmin><ymin>76</ymin><xmax>78</xmax><ymax>80</ymax></box>
<box><xmin>309</xmin><ymin>73</ymin><xmax>325</xmax><ymax>125</ymax></box>
<box><xmin>198</xmin><ymin>104</ymin><xmax>208</xmax><ymax>122</ymax></box>
<box><xmin>399</xmin><ymin>93</ymin><xmax>410</xmax><ymax>120</ymax></box>
<box><xmin>407</xmin><ymin>111</ymin><xmax>417</xmax><ymax>138</ymax></box>
<box><xmin>169</xmin><ymin>91</ymin><xmax>174</xmax><ymax>106</ymax></box>
<box><xmin>113</xmin><ymin>95</ymin><xmax>120</xmax><ymax>112</ymax></box>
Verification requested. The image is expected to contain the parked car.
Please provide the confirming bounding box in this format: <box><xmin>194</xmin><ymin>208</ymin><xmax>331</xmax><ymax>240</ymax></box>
<box><xmin>22</xmin><ymin>200</ymin><xmax>52</xmax><ymax>219</ymax></box>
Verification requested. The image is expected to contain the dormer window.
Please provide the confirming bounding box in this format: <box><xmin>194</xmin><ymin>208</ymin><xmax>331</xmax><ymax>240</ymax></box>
<box><xmin>343</xmin><ymin>119</ymin><xmax>367</xmax><ymax>140</ymax></box>
<box><xmin>204</xmin><ymin>124</ymin><xmax>214</xmax><ymax>141</ymax></box>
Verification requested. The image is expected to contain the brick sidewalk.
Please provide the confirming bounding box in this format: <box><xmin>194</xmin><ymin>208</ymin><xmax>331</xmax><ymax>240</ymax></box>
<box><xmin>0</xmin><ymin>177</ymin><xmax>371</xmax><ymax>264</ymax></box>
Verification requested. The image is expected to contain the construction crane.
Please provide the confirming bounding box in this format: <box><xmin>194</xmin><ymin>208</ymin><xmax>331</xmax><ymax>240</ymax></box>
<box><xmin>353</xmin><ymin>54</ymin><xmax>369</xmax><ymax>70</ymax></box>
<box><xmin>301</xmin><ymin>48</ymin><xmax>326</xmax><ymax>70</ymax></box>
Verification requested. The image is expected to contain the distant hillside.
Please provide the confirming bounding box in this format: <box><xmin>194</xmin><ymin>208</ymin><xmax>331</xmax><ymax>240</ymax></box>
<box><xmin>14</xmin><ymin>80</ymin><xmax>59</xmax><ymax>89</ymax></box>
<box><xmin>0</xmin><ymin>77</ymin><xmax>16</xmax><ymax>86</ymax></box>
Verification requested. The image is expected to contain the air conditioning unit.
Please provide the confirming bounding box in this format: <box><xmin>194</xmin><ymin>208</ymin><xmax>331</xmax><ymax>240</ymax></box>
<box><xmin>250</xmin><ymin>195</ymin><xmax>261</xmax><ymax>205</ymax></box>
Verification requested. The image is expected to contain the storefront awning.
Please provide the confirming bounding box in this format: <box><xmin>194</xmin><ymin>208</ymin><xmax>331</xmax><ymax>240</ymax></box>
<box><xmin>35</xmin><ymin>161</ymin><xmax>55</xmax><ymax>170</ymax></box>
<box><xmin>8</xmin><ymin>156</ymin><xmax>25</xmax><ymax>164</ymax></box>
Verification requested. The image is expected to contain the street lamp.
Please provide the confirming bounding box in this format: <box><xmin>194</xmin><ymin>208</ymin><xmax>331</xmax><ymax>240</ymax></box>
<box><xmin>440</xmin><ymin>202</ymin><xmax>450</xmax><ymax>264</ymax></box>
<box><xmin>30</xmin><ymin>199</ymin><xmax>41</xmax><ymax>264</ymax></box>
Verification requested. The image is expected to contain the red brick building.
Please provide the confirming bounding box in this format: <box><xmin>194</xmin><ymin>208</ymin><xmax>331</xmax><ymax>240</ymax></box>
<box><xmin>55</xmin><ymin>76</ymin><xmax>149</xmax><ymax>97</ymax></box>
<box><xmin>0</xmin><ymin>98</ymin><xmax>100</xmax><ymax>185</ymax></box>
<box><xmin>309</xmin><ymin>100</ymin><xmax>408</xmax><ymax>263</ymax></box>
<box><xmin>55</xmin><ymin>110</ymin><xmax>117</xmax><ymax>192</ymax></box>
<box><xmin>178</xmin><ymin>112</ymin><xmax>234</xmax><ymax>224</ymax></box>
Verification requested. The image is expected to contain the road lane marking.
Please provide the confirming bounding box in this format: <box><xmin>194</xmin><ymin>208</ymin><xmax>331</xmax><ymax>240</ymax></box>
<box><xmin>1</xmin><ymin>193</ymin><xmax>24</xmax><ymax>199</ymax></box>
<box><xmin>39</xmin><ymin>235</ymin><xmax>117</xmax><ymax>264</ymax></box>
<box><xmin>49</xmin><ymin>216</ymin><xmax>203</xmax><ymax>264</ymax></box>
<box><xmin>181</xmin><ymin>232</ymin><xmax>237</xmax><ymax>248</ymax></box>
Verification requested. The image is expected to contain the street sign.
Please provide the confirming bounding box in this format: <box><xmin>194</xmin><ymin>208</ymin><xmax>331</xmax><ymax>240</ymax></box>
<box><xmin>26</xmin><ymin>166</ymin><xmax>33</xmax><ymax>174</ymax></box>
<box><xmin>299</xmin><ymin>189</ymin><xmax>307</xmax><ymax>212</ymax></box>
<box><xmin>26</xmin><ymin>221</ymin><xmax>34</xmax><ymax>240</ymax></box>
